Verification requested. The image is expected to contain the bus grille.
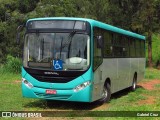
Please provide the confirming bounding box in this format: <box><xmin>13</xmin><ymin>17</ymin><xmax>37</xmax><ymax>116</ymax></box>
<box><xmin>34</xmin><ymin>92</ymin><xmax>71</xmax><ymax>100</ymax></box>
<box><xmin>32</xmin><ymin>75</ymin><xmax>75</xmax><ymax>83</ymax></box>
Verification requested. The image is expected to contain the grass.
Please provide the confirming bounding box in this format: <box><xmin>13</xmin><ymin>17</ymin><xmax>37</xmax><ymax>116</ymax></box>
<box><xmin>0</xmin><ymin>67</ymin><xmax>160</xmax><ymax>120</ymax></box>
<box><xmin>145</xmin><ymin>68</ymin><xmax>160</xmax><ymax>79</ymax></box>
<box><xmin>155</xmin><ymin>84</ymin><xmax>160</xmax><ymax>88</ymax></box>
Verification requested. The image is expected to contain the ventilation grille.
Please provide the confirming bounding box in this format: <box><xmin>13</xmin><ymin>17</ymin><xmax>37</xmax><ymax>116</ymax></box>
<box><xmin>32</xmin><ymin>75</ymin><xmax>75</xmax><ymax>83</ymax></box>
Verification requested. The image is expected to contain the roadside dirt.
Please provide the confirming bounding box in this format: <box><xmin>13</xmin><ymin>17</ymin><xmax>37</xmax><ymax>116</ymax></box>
<box><xmin>136</xmin><ymin>79</ymin><xmax>160</xmax><ymax>105</ymax></box>
<box><xmin>138</xmin><ymin>79</ymin><xmax>160</xmax><ymax>90</ymax></box>
<box><xmin>137</xmin><ymin>95</ymin><xmax>155</xmax><ymax>105</ymax></box>
<box><xmin>14</xmin><ymin>80</ymin><xmax>21</xmax><ymax>83</ymax></box>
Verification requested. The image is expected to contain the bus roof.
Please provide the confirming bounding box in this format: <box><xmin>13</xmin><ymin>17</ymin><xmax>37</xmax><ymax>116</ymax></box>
<box><xmin>27</xmin><ymin>17</ymin><xmax>146</xmax><ymax>40</ymax></box>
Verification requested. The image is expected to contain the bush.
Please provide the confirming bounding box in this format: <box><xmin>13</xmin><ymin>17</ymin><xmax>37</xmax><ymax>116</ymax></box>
<box><xmin>4</xmin><ymin>55</ymin><xmax>22</xmax><ymax>73</ymax></box>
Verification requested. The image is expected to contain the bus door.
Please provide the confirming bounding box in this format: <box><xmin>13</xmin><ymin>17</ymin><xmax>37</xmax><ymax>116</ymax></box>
<box><xmin>92</xmin><ymin>34</ymin><xmax>103</xmax><ymax>101</ymax></box>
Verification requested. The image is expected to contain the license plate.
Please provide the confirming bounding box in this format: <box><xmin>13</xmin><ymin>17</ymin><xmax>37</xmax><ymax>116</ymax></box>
<box><xmin>46</xmin><ymin>90</ymin><xmax>57</xmax><ymax>94</ymax></box>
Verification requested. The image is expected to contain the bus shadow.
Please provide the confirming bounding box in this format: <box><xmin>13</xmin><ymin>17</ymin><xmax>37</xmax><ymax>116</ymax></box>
<box><xmin>111</xmin><ymin>88</ymin><xmax>131</xmax><ymax>99</ymax></box>
<box><xmin>111</xmin><ymin>85</ymin><xmax>144</xmax><ymax>99</ymax></box>
<box><xmin>24</xmin><ymin>99</ymin><xmax>101</xmax><ymax>110</ymax></box>
<box><xmin>24</xmin><ymin>86</ymin><xmax>144</xmax><ymax>110</ymax></box>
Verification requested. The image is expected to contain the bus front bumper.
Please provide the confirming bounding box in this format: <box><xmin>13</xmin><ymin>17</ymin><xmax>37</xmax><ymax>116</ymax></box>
<box><xmin>22</xmin><ymin>81</ymin><xmax>92</xmax><ymax>102</ymax></box>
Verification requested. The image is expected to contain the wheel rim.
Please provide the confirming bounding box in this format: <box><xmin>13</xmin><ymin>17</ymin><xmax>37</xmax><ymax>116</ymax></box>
<box><xmin>133</xmin><ymin>82</ymin><xmax>136</xmax><ymax>89</ymax></box>
<box><xmin>102</xmin><ymin>87</ymin><xmax>108</xmax><ymax>99</ymax></box>
<box><xmin>133</xmin><ymin>78</ymin><xmax>136</xmax><ymax>89</ymax></box>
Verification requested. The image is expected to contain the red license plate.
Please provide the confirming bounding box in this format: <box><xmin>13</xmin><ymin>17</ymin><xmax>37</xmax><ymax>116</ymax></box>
<box><xmin>46</xmin><ymin>90</ymin><xmax>57</xmax><ymax>94</ymax></box>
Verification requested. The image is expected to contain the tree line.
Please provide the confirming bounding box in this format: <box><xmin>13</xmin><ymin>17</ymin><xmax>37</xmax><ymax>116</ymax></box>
<box><xmin>0</xmin><ymin>0</ymin><xmax>160</xmax><ymax>67</ymax></box>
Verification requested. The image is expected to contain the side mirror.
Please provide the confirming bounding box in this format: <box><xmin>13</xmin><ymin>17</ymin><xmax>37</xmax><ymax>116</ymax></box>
<box><xmin>16</xmin><ymin>25</ymin><xmax>24</xmax><ymax>44</ymax></box>
<box><xmin>97</xmin><ymin>35</ymin><xmax>103</xmax><ymax>48</ymax></box>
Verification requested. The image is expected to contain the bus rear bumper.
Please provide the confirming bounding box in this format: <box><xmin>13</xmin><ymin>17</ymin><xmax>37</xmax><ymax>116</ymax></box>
<box><xmin>22</xmin><ymin>82</ymin><xmax>92</xmax><ymax>102</ymax></box>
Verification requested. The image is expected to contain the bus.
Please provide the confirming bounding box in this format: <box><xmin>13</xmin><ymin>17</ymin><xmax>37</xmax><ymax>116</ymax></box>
<box><xmin>20</xmin><ymin>17</ymin><xmax>145</xmax><ymax>103</ymax></box>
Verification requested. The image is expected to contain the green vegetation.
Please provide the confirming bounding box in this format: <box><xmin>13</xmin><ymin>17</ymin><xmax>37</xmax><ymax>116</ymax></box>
<box><xmin>152</xmin><ymin>34</ymin><xmax>160</xmax><ymax>64</ymax></box>
<box><xmin>145</xmin><ymin>68</ymin><xmax>160</xmax><ymax>79</ymax></box>
<box><xmin>1</xmin><ymin>55</ymin><xmax>22</xmax><ymax>74</ymax></box>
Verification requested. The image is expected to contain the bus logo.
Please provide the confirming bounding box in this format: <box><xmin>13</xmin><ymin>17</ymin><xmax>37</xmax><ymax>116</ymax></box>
<box><xmin>44</xmin><ymin>72</ymin><xmax>59</xmax><ymax>75</ymax></box>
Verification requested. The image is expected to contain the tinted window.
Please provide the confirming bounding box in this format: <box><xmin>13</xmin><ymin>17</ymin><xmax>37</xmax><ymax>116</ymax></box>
<box><xmin>103</xmin><ymin>31</ymin><xmax>113</xmax><ymax>57</ymax></box>
<box><xmin>129</xmin><ymin>39</ymin><xmax>136</xmax><ymax>57</ymax></box>
<box><xmin>94</xmin><ymin>27</ymin><xmax>145</xmax><ymax>58</ymax></box>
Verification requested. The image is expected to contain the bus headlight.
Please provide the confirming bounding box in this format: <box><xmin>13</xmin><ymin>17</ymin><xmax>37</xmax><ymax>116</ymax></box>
<box><xmin>73</xmin><ymin>81</ymin><xmax>91</xmax><ymax>92</ymax></box>
<box><xmin>22</xmin><ymin>78</ymin><xmax>33</xmax><ymax>88</ymax></box>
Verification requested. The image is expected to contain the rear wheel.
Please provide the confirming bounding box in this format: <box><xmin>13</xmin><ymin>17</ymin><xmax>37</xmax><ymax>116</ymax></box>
<box><xmin>98</xmin><ymin>83</ymin><xmax>111</xmax><ymax>104</ymax></box>
<box><xmin>131</xmin><ymin>75</ymin><xmax>137</xmax><ymax>91</ymax></box>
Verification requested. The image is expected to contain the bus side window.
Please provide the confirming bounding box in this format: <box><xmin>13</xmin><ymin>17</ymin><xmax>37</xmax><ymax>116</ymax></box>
<box><xmin>124</xmin><ymin>37</ymin><xmax>129</xmax><ymax>57</ymax></box>
<box><xmin>141</xmin><ymin>40</ymin><xmax>145</xmax><ymax>57</ymax></box>
<box><xmin>129</xmin><ymin>38</ymin><xmax>136</xmax><ymax>57</ymax></box>
<box><xmin>112</xmin><ymin>34</ymin><xmax>124</xmax><ymax>58</ymax></box>
<box><xmin>103</xmin><ymin>31</ymin><xmax>113</xmax><ymax>57</ymax></box>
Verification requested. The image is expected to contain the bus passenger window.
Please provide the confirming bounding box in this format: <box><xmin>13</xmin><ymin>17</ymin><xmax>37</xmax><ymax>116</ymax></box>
<box><xmin>129</xmin><ymin>39</ymin><xmax>136</xmax><ymax>57</ymax></box>
<box><xmin>103</xmin><ymin>31</ymin><xmax>113</xmax><ymax>57</ymax></box>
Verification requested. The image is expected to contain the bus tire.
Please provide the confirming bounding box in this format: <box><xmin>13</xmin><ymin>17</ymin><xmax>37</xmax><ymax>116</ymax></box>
<box><xmin>98</xmin><ymin>83</ymin><xmax>111</xmax><ymax>104</ymax></box>
<box><xmin>130</xmin><ymin>75</ymin><xmax>137</xmax><ymax>91</ymax></box>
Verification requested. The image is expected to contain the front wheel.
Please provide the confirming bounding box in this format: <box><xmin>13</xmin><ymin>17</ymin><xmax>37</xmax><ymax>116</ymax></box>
<box><xmin>98</xmin><ymin>83</ymin><xmax>111</xmax><ymax>104</ymax></box>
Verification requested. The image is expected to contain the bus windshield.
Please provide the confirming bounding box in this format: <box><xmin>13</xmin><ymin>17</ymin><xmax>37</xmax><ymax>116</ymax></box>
<box><xmin>23</xmin><ymin>32</ymin><xmax>90</xmax><ymax>71</ymax></box>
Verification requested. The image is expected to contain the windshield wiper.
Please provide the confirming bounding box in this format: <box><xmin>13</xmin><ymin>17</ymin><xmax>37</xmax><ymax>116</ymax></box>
<box><xmin>59</xmin><ymin>37</ymin><xmax>63</xmax><ymax>59</ymax></box>
<box><xmin>61</xmin><ymin>31</ymin><xmax>76</xmax><ymax>48</ymax></box>
<box><xmin>58</xmin><ymin>31</ymin><xmax>76</xmax><ymax>59</ymax></box>
<box><xmin>41</xmin><ymin>38</ymin><xmax>44</xmax><ymax>59</ymax></box>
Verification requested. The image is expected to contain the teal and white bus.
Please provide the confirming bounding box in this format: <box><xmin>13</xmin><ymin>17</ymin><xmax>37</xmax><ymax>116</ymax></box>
<box><xmin>21</xmin><ymin>17</ymin><xmax>145</xmax><ymax>103</ymax></box>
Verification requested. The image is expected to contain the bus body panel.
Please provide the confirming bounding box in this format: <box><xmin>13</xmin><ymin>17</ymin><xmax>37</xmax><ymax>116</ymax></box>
<box><xmin>101</xmin><ymin>59</ymin><xmax>119</xmax><ymax>93</ymax></box>
<box><xmin>22</xmin><ymin>67</ymin><xmax>93</xmax><ymax>102</ymax></box>
<box><xmin>117</xmin><ymin>58</ymin><xmax>131</xmax><ymax>90</ymax></box>
<box><xmin>137</xmin><ymin>58</ymin><xmax>146</xmax><ymax>82</ymax></box>
<box><xmin>92</xmin><ymin>58</ymin><xmax>145</xmax><ymax>99</ymax></box>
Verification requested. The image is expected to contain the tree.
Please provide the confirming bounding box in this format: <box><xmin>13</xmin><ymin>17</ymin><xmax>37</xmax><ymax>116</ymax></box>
<box><xmin>132</xmin><ymin>0</ymin><xmax>160</xmax><ymax>67</ymax></box>
<box><xmin>107</xmin><ymin>0</ymin><xmax>160</xmax><ymax>67</ymax></box>
<box><xmin>107</xmin><ymin>0</ymin><xmax>141</xmax><ymax>30</ymax></box>
<box><xmin>88</xmin><ymin>0</ymin><xmax>109</xmax><ymax>22</ymax></box>
<box><xmin>18</xmin><ymin>0</ymin><xmax>39</xmax><ymax>13</ymax></box>
<box><xmin>0</xmin><ymin>0</ymin><xmax>19</xmax><ymax>63</ymax></box>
